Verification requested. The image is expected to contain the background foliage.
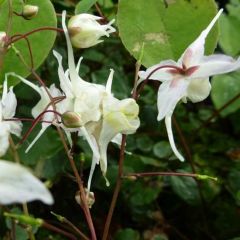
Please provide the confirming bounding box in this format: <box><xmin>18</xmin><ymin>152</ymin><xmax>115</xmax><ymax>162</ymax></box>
<box><xmin>1</xmin><ymin>0</ymin><xmax>240</xmax><ymax>239</ymax></box>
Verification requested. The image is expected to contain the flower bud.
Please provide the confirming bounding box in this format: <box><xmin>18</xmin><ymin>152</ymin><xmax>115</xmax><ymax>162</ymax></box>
<box><xmin>68</xmin><ymin>14</ymin><xmax>115</xmax><ymax>48</ymax></box>
<box><xmin>0</xmin><ymin>32</ymin><xmax>7</xmax><ymax>48</ymax></box>
<box><xmin>22</xmin><ymin>5</ymin><xmax>39</xmax><ymax>20</ymax></box>
<box><xmin>61</xmin><ymin>111</ymin><xmax>82</xmax><ymax>128</ymax></box>
<box><xmin>75</xmin><ymin>189</ymin><xmax>95</xmax><ymax>208</ymax></box>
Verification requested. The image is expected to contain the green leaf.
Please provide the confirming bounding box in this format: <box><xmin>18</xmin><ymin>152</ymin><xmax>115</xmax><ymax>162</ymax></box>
<box><xmin>0</xmin><ymin>0</ymin><xmax>57</xmax><ymax>82</ymax></box>
<box><xmin>170</xmin><ymin>173</ymin><xmax>201</xmax><ymax>205</ymax></box>
<box><xmin>128</xmin><ymin>181</ymin><xmax>161</xmax><ymax>206</ymax></box>
<box><xmin>228</xmin><ymin>170</ymin><xmax>240</xmax><ymax>205</ymax></box>
<box><xmin>75</xmin><ymin>0</ymin><xmax>97</xmax><ymax>14</ymax></box>
<box><xmin>211</xmin><ymin>72</ymin><xmax>240</xmax><ymax>117</ymax></box>
<box><xmin>114</xmin><ymin>228</ymin><xmax>140</xmax><ymax>240</ymax></box>
<box><xmin>153</xmin><ymin>141</ymin><xmax>172</xmax><ymax>158</ymax></box>
<box><xmin>136</xmin><ymin>135</ymin><xmax>154</xmax><ymax>152</ymax></box>
<box><xmin>219</xmin><ymin>15</ymin><xmax>240</xmax><ymax>56</ymax></box>
<box><xmin>117</xmin><ymin>0</ymin><xmax>218</xmax><ymax>67</ymax></box>
<box><xmin>0</xmin><ymin>0</ymin><xmax>5</xmax><ymax>6</ymax></box>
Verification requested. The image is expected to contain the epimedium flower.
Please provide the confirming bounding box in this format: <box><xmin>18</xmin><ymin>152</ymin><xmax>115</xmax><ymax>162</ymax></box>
<box><xmin>68</xmin><ymin>13</ymin><xmax>115</xmax><ymax>48</ymax></box>
<box><xmin>138</xmin><ymin>9</ymin><xmax>240</xmax><ymax>162</ymax></box>
<box><xmin>0</xmin><ymin>80</ymin><xmax>22</xmax><ymax>157</ymax></box>
<box><xmin>0</xmin><ymin>160</ymin><xmax>53</xmax><ymax>205</ymax></box>
<box><xmin>85</xmin><ymin>89</ymin><xmax>140</xmax><ymax>190</ymax></box>
<box><xmin>56</xmin><ymin>11</ymin><xmax>140</xmax><ymax>189</ymax></box>
<box><xmin>5</xmin><ymin>72</ymin><xmax>63</xmax><ymax>153</ymax></box>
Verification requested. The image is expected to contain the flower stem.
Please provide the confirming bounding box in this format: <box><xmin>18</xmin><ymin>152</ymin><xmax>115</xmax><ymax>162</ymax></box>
<box><xmin>102</xmin><ymin>135</ymin><xmax>127</xmax><ymax>240</ymax></box>
<box><xmin>134</xmin><ymin>64</ymin><xmax>181</xmax><ymax>100</ymax></box>
<box><xmin>123</xmin><ymin>171</ymin><xmax>216</xmax><ymax>179</ymax></box>
<box><xmin>8</xmin><ymin>27</ymin><xmax>63</xmax><ymax>46</ymax></box>
<box><xmin>12</xmin><ymin>45</ymin><xmax>97</xmax><ymax>240</ymax></box>
<box><xmin>42</xmin><ymin>221</ymin><xmax>77</xmax><ymax>240</ymax></box>
<box><xmin>56</xmin><ymin>127</ymin><xmax>97</xmax><ymax>240</ymax></box>
<box><xmin>9</xmin><ymin>137</ymin><xmax>36</xmax><ymax>240</ymax></box>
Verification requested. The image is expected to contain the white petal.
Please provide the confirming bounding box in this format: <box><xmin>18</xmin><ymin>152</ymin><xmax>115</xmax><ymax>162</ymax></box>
<box><xmin>2</xmin><ymin>79</ymin><xmax>8</xmax><ymax>100</ymax></box>
<box><xmin>0</xmin><ymin>129</ymin><xmax>10</xmax><ymax>157</ymax></box>
<box><xmin>87</xmin><ymin>136</ymin><xmax>100</xmax><ymax>191</ymax></box>
<box><xmin>111</xmin><ymin>133</ymin><xmax>122</xmax><ymax>145</ymax></box>
<box><xmin>165</xmin><ymin>115</ymin><xmax>184</xmax><ymax>162</ymax></box>
<box><xmin>187</xmin><ymin>78</ymin><xmax>211</xmax><ymax>103</ymax></box>
<box><xmin>2</xmin><ymin>86</ymin><xmax>17</xmax><ymax>119</ymax></box>
<box><xmin>76</xmin><ymin>56</ymin><xmax>83</xmax><ymax>74</ymax></box>
<box><xmin>80</xmin><ymin>126</ymin><xmax>100</xmax><ymax>160</ymax></box>
<box><xmin>62</xmin><ymin>11</ymin><xmax>80</xmax><ymax>87</ymax></box>
<box><xmin>6</xmin><ymin>72</ymin><xmax>41</xmax><ymax>95</ymax></box>
<box><xmin>191</xmin><ymin>55</ymin><xmax>240</xmax><ymax>79</ymax></box>
<box><xmin>0</xmin><ymin>160</ymin><xmax>53</xmax><ymax>205</ymax></box>
<box><xmin>25</xmin><ymin>125</ymin><xmax>49</xmax><ymax>153</ymax></box>
<box><xmin>53</xmin><ymin>50</ymin><xmax>74</xmax><ymax>98</ymax></box>
<box><xmin>138</xmin><ymin>60</ymin><xmax>178</xmax><ymax>82</ymax></box>
<box><xmin>105</xmin><ymin>69</ymin><xmax>114</xmax><ymax>94</ymax></box>
<box><xmin>157</xmin><ymin>78</ymin><xmax>189</xmax><ymax>121</ymax></box>
<box><xmin>9</xmin><ymin>121</ymin><xmax>23</xmax><ymax>137</ymax></box>
<box><xmin>179</xmin><ymin>9</ymin><xmax>223</xmax><ymax>67</ymax></box>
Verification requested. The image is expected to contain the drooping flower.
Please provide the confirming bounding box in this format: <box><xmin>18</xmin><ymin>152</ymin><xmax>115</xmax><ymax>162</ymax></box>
<box><xmin>68</xmin><ymin>13</ymin><xmax>115</xmax><ymax>48</ymax></box>
<box><xmin>138</xmin><ymin>9</ymin><xmax>240</xmax><ymax>161</ymax></box>
<box><xmin>0</xmin><ymin>160</ymin><xmax>53</xmax><ymax>205</ymax></box>
<box><xmin>56</xmin><ymin>11</ymin><xmax>140</xmax><ymax>189</ymax></box>
<box><xmin>84</xmin><ymin>82</ymin><xmax>140</xmax><ymax>190</ymax></box>
<box><xmin>0</xmin><ymin>80</ymin><xmax>22</xmax><ymax>157</ymax></box>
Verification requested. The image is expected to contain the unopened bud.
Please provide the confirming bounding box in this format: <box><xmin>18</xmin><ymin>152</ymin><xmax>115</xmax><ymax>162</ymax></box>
<box><xmin>68</xmin><ymin>14</ymin><xmax>115</xmax><ymax>48</ymax></box>
<box><xmin>22</xmin><ymin>5</ymin><xmax>39</xmax><ymax>20</ymax></box>
<box><xmin>4</xmin><ymin>212</ymin><xmax>43</xmax><ymax>227</ymax></box>
<box><xmin>0</xmin><ymin>32</ymin><xmax>7</xmax><ymax>48</ymax></box>
<box><xmin>75</xmin><ymin>189</ymin><xmax>95</xmax><ymax>208</ymax></box>
<box><xmin>61</xmin><ymin>111</ymin><xmax>82</xmax><ymax>128</ymax></box>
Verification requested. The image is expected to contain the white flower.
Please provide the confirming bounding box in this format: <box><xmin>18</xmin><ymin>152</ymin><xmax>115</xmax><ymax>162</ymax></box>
<box><xmin>0</xmin><ymin>160</ymin><xmax>53</xmax><ymax>205</ymax></box>
<box><xmin>5</xmin><ymin>72</ymin><xmax>63</xmax><ymax>153</ymax></box>
<box><xmin>7</xmin><ymin>11</ymin><xmax>139</xmax><ymax>191</ymax></box>
<box><xmin>57</xmin><ymin>11</ymin><xmax>140</xmax><ymax>189</ymax></box>
<box><xmin>85</xmin><ymin>78</ymin><xmax>140</xmax><ymax>190</ymax></box>
<box><xmin>138</xmin><ymin>9</ymin><xmax>240</xmax><ymax>162</ymax></box>
<box><xmin>0</xmin><ymin>81</ymin><xmax>22</xmax><ymax>157</ymax></box>
<box><xmin>68</xmin><ymin>13</ymin><xmax>115</xmax><ymax>48</ymax></box>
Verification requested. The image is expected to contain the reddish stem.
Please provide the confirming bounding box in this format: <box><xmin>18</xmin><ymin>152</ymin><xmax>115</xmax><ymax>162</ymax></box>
<box><xmin>42</xmin><ymin>221</ymin><xmax>77</xmax><ymax>240</ymax></box>
<box><xmin>102</xmin><ymin>135</ymin><xmax>127</xmax><ymax>240</ymax></box>
<box><xmin>19</xmin><ymin>109</ymin><xmax>62</xmax><ymax>145</ymax></box>
<box><xmin>133</xmin><ymin>64</ymin><xmax>181</xmax><ymax>100</ymax></box>
<box><xmin>124</xmin><ymin>172</ymin><xmax>205</xmax><ymax>178</ymax></box>
<box><xmin>8</xmin><ymin>27</ymin><xmax>63</xmax><ymax>46</ymax></box>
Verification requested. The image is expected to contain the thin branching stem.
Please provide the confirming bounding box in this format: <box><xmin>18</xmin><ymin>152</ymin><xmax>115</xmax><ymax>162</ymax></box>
<box><xmin>102</xmin><ymin>135</ymin><xmax>127</xmax><ymax>240</ymax></box>
<box><xmin>8</xmin><ymin>27</ymin><xmax>63</xmax><ymax>46</ymax></box>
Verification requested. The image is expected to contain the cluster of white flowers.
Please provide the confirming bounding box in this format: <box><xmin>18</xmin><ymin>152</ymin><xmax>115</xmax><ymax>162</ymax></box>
<box><xmin>1</xmin><ymin>8</ymin><xmax>240</xmax><ymax>207</ymax></box>
<box><xmin>1</xmin><ymin>10</ymin><xmax>138</xmax><ymax>205</ymax></box>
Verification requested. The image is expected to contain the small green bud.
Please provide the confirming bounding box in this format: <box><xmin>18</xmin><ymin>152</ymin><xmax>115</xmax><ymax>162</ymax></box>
<box><xmin>61</xmin><ymin>111</ymin><xmax>82</xmax><ymax>128</ymax></box>
<box><xmin>196</xmin><ymin>174</ymin><xmax>218</xmax><ymax>181</ymax></box>
<box><xmin>51</xmin><ymin>211</ymin><xmax>65</xmax><ymax>222</ymax></box>
<box><xmin>22</xmin><ymin>5</ymin><xmax>39</xmax><ymax>20</ymax></box>
<box><xmin>4</xmin><ymin>212</ymin><xmax>43</xmax><ymax>227</ymax></box>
